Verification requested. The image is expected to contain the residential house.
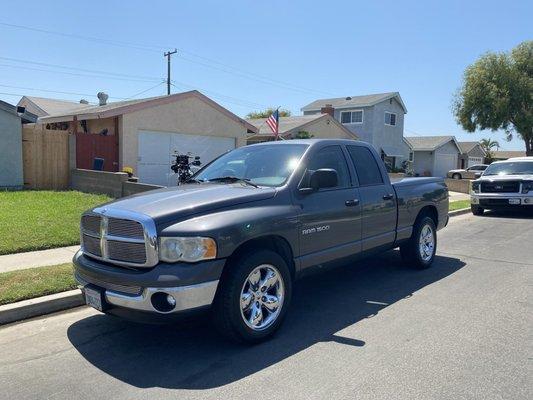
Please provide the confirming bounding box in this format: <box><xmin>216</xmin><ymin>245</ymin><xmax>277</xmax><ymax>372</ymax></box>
<box><xmin>0</xmin><ymin>100</ymin><xmax>37</xmax><ymax>189</ymax></box>
<box><xmin>301</xmin><ymin>92</ymin><xmax>407</xmax><ymax>168</ymax></box>
<box><xmin>35</xmin><ymin>90</ymin><xmax>257</xmax><ymax>186</ymax></box>
<box><xmin>457</xmin><ymin>141</ymin><xmax>486</xmax><ymax>168</ymax></box>
<box><xmin>245</xmin><ymin>114</ymin><xmax>357</xmax><ymax>144</ymax></box>
<box><xmin>492</xmin><ymin>150</ymin><xmax>527</xmax><ymax>161</ymax></box>
<box><xmin>404</xmin><ymin>136</ymin><xmax>461</xmax><ymax>177</ymax></box>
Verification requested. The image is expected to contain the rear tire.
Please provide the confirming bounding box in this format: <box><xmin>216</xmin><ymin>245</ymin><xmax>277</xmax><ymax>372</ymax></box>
<box><xmin>471</xmin><ymin>204</ymin><xmax>484</xmax><ymax>215</ymax></box>
<box><xmin>212</xmin><ymin>249</ymin><xmax>292</xmax><ymax>343</ymax></box>
<box><xmin>400</xmin><ymin>216</ymin><xmax>437</xmax><ymax>269</ymax></box>
<box><xmin>452</xmin><ymin>173</ymin><xmax>461</xmax><ymax>180</ymax></box>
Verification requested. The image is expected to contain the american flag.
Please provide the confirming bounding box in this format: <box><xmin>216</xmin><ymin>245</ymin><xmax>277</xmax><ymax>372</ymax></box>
<box><xmin>266</xmin><ymin>109</ymin><xmax>279</xmax><ymax>137</ymax></box>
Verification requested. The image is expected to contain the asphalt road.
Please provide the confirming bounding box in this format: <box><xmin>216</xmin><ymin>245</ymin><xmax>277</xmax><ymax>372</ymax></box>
<box><xmin>1</xmin><ymin>211</ymin><xmax>532</xmax><ymax>400</ymax></box>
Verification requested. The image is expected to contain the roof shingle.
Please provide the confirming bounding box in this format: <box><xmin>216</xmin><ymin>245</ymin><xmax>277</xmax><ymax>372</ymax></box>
<box><xmin>301</xmin><ymin>92</ymin><xmax>407</xmax><ymax>113</ymax></box>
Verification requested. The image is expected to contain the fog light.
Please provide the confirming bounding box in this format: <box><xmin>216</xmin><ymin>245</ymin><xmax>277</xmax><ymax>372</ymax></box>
<box><xmin>166</xmin><ymin>294</ymin><xmax>176</xmax><ymax>307</ymax></box>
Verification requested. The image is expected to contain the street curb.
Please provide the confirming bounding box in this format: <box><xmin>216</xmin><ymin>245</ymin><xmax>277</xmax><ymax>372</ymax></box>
<box><xmin>0</xmin><ymin>289</ymin><xmax>84</xmax><ymax>326</ymax></box>
<box><xmin>449</xmin><ymin>208</ymin><xmax>471</xmax><ymax>217</ymax></box>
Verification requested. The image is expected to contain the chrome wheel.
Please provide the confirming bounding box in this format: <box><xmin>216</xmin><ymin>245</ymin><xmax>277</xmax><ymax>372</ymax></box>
<box><xmin>419</xmin><ymin>224</ymin><xmax>435</xmax><ymax>262</ymax></box>
<box><xmin>240</xmin><ymin>264</ymin><xmax>284</xmax><ymax>331</ymax></box>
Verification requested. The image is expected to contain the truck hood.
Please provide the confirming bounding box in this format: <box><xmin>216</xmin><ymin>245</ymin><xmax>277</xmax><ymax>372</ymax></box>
<box><xmin>478</xmin><ymin>174</ymin><xmax>533</xmax><ymax>181</ymax></box>
<box><xmin>93</xmin><ymin>183</ymin><xmax>277</xmax><ymax>223</ymax></box>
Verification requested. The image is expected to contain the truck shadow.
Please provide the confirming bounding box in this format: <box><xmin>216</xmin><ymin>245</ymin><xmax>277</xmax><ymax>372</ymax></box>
<box><xmin>67</xmin><ymin>251</ymin><xmax>465</xmax><ymax>389</ymax></box>
<box><xmin>481</xmin><ymin>209</ymin><xmax>533</xmax><ymax>219</ymax></box>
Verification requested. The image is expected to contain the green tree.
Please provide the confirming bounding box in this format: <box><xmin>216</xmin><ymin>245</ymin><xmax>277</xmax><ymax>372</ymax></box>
<box><xmin>453</xmin><ymin>41</ymin><xmax>533</xmax><ymax>156</ymax></box>
<box><xmin>246</xmin><ymin>108</ymin><xmax>291</xmax><ymax>119</ymax></box>
<box><xmin>480</xmin><ymin>138</ymin><xmax>500</xmax><ymax>161</ymax></box>
<box><xmin>293</xmin><ymin>130</ymin><xmax>314</xmax><ymax>139</ymax></box>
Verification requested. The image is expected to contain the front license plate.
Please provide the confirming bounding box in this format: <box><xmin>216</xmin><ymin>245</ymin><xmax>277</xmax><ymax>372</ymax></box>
<box><xmin>84</xmin><ymin>286</ymin><xmax>104</xmax><ymax>311</ymax></box>
<box><xmin>509</xmin><ymin>198</ymin><xmax>521</xmax><ymax>205</ymax></box>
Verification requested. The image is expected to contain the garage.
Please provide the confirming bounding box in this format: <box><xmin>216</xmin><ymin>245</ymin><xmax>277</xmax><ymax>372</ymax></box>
<box><xmin>434</xmin><ymin>153</ymin><xmax>458</xmax><ymax>177</ymax></box>
<box><xmin>138</xmin><ymin>131</ymin><xmax>236</xmax><ymax>186</ymax></box>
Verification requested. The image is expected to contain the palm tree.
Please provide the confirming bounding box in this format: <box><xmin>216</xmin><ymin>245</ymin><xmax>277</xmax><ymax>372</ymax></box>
<box><xmin>480</xmin><ymin>138</ymin><xmax>500</xmax><ymax>162</ymax></box>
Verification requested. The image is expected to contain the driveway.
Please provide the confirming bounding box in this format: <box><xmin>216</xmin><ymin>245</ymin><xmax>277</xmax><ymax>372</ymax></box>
<box><xmin>1</xmin><ymin>211</ymin><xmax>531</xmax><ymax>400</ymax></box>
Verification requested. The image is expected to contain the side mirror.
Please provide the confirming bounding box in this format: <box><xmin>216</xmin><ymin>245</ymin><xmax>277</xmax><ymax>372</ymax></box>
<box><xmin>306</xmin><ymin>168</ymin><xmax>338</xmax><ymax>191</ymax></box>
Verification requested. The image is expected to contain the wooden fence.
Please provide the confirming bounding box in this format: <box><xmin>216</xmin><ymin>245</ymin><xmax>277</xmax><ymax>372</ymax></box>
<box><xmin>22</xmin><ymin>125</ymin><xmax>70</xmax><ymax>190</ymax></box>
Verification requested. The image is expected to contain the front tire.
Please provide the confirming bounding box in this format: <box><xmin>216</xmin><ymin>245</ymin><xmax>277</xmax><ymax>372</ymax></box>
<box><xmin>212</xmin><ymin>249</ymin><xmax>292</xmax><ymax>343</ymax></box>
<box><xmin>400</xmin><ymin>216</ymin><xmax>437</xmax><ymax>269</ymax></box>
<box><xmin>471</xmin><ymin>204</ymin><xmax>484</xmax><ymax>215</ymax></box>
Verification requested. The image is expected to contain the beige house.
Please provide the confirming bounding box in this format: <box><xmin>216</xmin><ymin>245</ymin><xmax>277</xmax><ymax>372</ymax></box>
<box><xmin>29</xmin><ymin>91</ymin><xmax>257</xmax><ymax>185</ymax></box>
<box><xmin>246</xmin><ymin>114</ymin><xmax>357</xmax><ymax>144</ymax></box>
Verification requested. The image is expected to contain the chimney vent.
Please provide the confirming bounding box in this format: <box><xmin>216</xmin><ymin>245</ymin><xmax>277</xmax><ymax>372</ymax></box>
<box><xmin>97</xmin><ymin>92</ymin><xmax>109</xmax><ymax>106</ymax></box>
<box><xmin>320</xmin><ymin>103</ymin><xmax>334</xmax><ymax>117</ymax></box>
<box><xmin>79</xmin><ymin>99</ymin><xmax>89</xmax><ymax>104</ymax></box>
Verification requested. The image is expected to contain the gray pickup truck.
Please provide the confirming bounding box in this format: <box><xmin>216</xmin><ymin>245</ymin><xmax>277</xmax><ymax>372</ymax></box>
<box><xmin>74</xmin><ymin>139</ymin><xmax>449</xmax><ymax>342</ymax></box>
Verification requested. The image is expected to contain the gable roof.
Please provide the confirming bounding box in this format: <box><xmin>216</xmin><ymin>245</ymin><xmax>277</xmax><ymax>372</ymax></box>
<box><xmin>301</xmin><ymin>92</ymin><xmax>407</xmax><ymax>113</ymax></box>
<box><xmin>492</xmin><ymin>150</ymin><xmax>527</xmax><ymax>159</ymax></box>
<box><xmin>38</xmin><ymin>90</ymin><xmax>257</xmax><ymax>132</ymax></box>
<box><xmin>404</xmin><ymin>135</ymin><xmax>460</xmax><ymax>152</ymax></box>
<box><xmin>457</xmin><ymin>141</ymin><xmax>485</xmax><ymax>155</ymax></box>
<box><xmin>18</xmin><ymin>96</ymin><xmax>89</xmax><ymax>117</ymax></box>
<box><xmin>0</xmin><ymin>100</ymin><xmax>38</xmax><ymax>123</ymax></box>
<box><xmin>246</xmin><ymin>114</ymin><xmax>357</xmax><ymax>138</ymax></box>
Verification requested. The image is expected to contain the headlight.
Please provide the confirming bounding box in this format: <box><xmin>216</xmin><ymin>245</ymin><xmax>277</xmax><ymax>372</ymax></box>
<box><xmin>522</xmin><ymin>181</ymin><xmax>533</xmax><ymax>194</ymax></box>
<box><xmin>159</xmin><ymin>237</ymin><xmax>217</xmax><ymax>263</ymax></box>
<box><xmin>471</xmin><ymin>181</ymin><xmax>481</xmax><ymax>193</ymax></box>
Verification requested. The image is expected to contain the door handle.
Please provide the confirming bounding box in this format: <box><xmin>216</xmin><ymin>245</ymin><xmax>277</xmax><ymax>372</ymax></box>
<box><xmin>382</xmin><ymin>194</ymin><xmax>394</xmax><ymax>200</ymax></box>
<box><xmin>345</xmin><ymin>199</ymin><xmax>360</xmax><ymax>207</ymax></box>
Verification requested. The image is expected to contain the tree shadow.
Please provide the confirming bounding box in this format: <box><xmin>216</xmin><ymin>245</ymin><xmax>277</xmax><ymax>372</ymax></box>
<box><xmin>67</xmin><ymin>250</ymin><xmax>465</xmax><ymax>389</ymax></box>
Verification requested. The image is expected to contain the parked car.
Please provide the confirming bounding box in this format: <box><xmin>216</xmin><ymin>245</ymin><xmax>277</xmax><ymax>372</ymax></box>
<box><xmin>470</xmin><ymin>157</ymin><xmax>533</xmax><ymax>215</ymax></box>
<box><xmin>447</xmin><ymin>164</ymin><xmax>488</xmax><ymax>179</ymax></box>
<box><xmin>73</xmin><ymin>139</ymin><xmax>449</xmax><ymax>343</ymax></box>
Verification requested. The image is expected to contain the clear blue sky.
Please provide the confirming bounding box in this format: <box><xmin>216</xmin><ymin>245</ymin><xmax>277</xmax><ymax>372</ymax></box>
<box><xmin>1</xmin><ymin>0</ymin><xmax>531</xmax><ymax>150</ymax></box>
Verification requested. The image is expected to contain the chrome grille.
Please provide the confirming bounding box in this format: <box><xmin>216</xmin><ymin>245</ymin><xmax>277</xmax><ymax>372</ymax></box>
<box><xmin>75</xmin><ymin>271</ymin><xmax>143</xmax><ymax>295</ymax></box>
<box><xmin>80</xmin><ymin>209</ymin><xmax>158</xmax><ymax>268</ymax></box>
<box><xmin>81</xmin><ymin>215</ymin><xmax>101</xmax><ymax>236</ymax></box>
<box><xmin>108</xmin><ymin>218</ymin><xmax>144</xmax><ymax>239</ymax></box>
<box><xmin>82</xmin><ymin>234</ymin><xmax>102</xmax><ymax>257</ymax></box>
<box><xmin>108</xmin><ymin>240</ymin><xmax>147</xmax><ymax>264</ymax></box>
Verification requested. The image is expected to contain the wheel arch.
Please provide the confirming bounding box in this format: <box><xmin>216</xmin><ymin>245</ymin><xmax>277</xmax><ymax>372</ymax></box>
<box><xmin>416</xmin><ymin>204</ymin><xmax>439</xmax><ymax>227</ymax></box>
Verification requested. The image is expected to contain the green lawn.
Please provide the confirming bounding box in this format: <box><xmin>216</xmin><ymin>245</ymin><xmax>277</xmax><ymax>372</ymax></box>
<box><xmin>449</xmin><ymin>200</ymin><xmax>470</xmax><ymax>211</ymax></box>
<box><xmin>0</xmin><ymin>191</ymin><xmax>110</xmax><ymax>255</ymax></box>
<box><xmin>0</xmin><ymin>263</ymin><xmax>77</xmax><ymax>305</ymax></box>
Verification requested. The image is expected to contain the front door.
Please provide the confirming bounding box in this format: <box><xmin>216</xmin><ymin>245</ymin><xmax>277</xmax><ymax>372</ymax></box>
<box><xmin>295</xmin><ymin>145</ymin><xmax>362</xmax><ymax>268</ymax></box>
<box><xmin>346</xmin><ymin>145</ymin><xmax>397</xmax><ymax>251</ymax></box>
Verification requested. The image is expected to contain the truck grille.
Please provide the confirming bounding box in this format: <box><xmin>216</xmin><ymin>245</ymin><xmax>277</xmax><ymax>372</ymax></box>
<box><xmin>75</xmin><ymin>271</ymin><xmax>143</xmax><ymax>295</ymax></box>
<box><xmin>80</xmin><ymin>211</ymin><xmax>158</xmax><ymax>268</ymax></box>
<box><xmin>481</xmin><ymin>181</ymin><xmax>520</xmax><ymax>193</ymax></box>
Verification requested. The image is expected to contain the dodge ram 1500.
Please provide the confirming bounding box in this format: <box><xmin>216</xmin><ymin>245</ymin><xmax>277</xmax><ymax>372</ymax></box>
<box><xmin>74</xmin><ymin>139</ymin><xmax>449</xmax><ymax>342</ymax></box>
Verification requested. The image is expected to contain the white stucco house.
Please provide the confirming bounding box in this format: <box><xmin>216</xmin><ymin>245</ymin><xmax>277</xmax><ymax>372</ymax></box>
<box><xmin>404</xmin><ymin>136</ymin><xmax>462</xmax><ymax>177</ymax></box>
<box><xmin>28</xmin><ymin>91</ymin><xmax>257</xmax><ymax>186</ymax></box>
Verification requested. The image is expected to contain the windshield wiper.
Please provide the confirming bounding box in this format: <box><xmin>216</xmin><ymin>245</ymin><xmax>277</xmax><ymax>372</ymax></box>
<box><xmin>207</xmin><ymin>176</ymin><xmax>259</xmax><ymax>188</ymax></box>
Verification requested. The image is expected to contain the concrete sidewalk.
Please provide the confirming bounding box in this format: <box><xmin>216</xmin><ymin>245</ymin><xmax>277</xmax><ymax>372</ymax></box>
<box><xmin>0</xmin><ymin>246</ymin><xmax>79</xmax><ymax>274</ymax></box>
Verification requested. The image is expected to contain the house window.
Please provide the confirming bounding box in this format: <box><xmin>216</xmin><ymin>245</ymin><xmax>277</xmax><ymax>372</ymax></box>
<box><xmin>340</xmin><ymin>110</ymin><xmax>363</xmax><ymax>124</ymax></box>
<box><xmin>409</xmin><ymin>151</ymin><xmax>414</xmax><ymax>162</ymax></box>
<box><xmin>385</xmin><ymin>112</ymin><xmax>396</xmax><ymax>126</ymax></box>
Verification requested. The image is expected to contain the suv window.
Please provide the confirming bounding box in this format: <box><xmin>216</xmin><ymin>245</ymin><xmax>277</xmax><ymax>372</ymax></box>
<box><xmin>306</xmin><ymin>145</ymin><xmax>350</xmax><ymax>188</ymax></box>
<box><xmin>347</xmin><ymin>145</ymin><xmax>384</xmax><ymax>186</ymax></box>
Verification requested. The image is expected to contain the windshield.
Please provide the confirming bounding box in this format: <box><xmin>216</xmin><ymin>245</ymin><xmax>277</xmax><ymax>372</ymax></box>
<box><xmin>194</xmin><ymin>144</ymin><xmax>308</xmax><ymax>187</ymax></box>
<box><xmin>483</xmin><ymin>161</ymin><xmax>533</xmax><ymax>176</ymax></box>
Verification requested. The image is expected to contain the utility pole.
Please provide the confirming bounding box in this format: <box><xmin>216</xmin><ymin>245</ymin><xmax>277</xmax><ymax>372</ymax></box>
<box><xmin>164</xmin><ymin>49</ymin><xmax>177</xmax><ymax>95</ymax></box>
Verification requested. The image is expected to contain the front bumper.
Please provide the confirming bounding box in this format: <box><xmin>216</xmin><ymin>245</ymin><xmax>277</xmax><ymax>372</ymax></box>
<box><xmin>471</xmin><ymin>194</ymin><xmax>533</xmax><ymax>207</ymax></box>
<box><xmin>73</xmin><ymin>250</ymin><xmax>224</xmax><ymax>316</ymax></box>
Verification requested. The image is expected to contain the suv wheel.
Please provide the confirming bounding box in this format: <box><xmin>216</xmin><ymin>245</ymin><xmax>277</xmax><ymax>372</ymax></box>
<box><xmin>471</xmin><ymin>204</ymin><xmax>484</xmax><ymax>215</ymax></box>
<box><xmin>400</xmin><ymin>216</ymin><xmax>437</xmax><ymax>269</ymax></box>
<box><xmin>212</xmin><ymin>249</ymin><xmax>292</xmax><ymax>343</ymax></box>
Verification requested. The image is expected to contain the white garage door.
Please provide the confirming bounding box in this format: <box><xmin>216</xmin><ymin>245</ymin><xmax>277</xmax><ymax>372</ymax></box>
<box><xmin>138</xmin><ymin>131</ymin><xmax>236</xmax><ymax>186</ymax></box>
<box><xmin>468</xmin><ymin>157</ymin><xmax>483</xmax><ymax>167</ymax></box>
<box><xmin>434</xmin><ymin>153</ymin><xmax>458</xmax><ymax>177</ymax></box>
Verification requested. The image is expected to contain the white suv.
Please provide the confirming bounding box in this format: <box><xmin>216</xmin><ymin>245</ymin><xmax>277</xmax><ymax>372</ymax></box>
<box><xmin>470</xmin><ymin>157</ymin><xmax>533</xmax><ymax>215</ymax></box>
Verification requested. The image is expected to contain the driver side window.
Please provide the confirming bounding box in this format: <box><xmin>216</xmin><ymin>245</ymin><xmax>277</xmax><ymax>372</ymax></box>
<box><xmin>305</xmin><ymin>145</ymin><xmax>350</xmax><ymax>188</ymax></box>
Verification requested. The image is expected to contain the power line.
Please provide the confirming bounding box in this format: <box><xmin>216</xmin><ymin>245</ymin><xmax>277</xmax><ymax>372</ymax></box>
<box><xmin>0</xmin><ymin>21</ymin><xmax>335</xmax><ymax>97</ymax></box>
<box><xmin>0</xmin><ymin>83</ymin><xmax>127</xmax><ymax>99</ymax></box>
<box><xmin>124</xmin><ymin>82</ymin><xmax>166</xmax><ymax>99</ymax></box>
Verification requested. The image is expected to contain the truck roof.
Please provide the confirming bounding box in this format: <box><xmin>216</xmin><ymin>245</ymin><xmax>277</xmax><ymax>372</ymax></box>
<box><xmin>249</xmin><ymin>138</ymin><xmax>365</xmax><ymax>147</ymax></box>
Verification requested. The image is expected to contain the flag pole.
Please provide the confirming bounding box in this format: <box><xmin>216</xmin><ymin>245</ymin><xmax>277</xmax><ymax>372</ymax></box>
<box><xmin>275</xmin><ymin>106</ymin><xmax>280</xmax><ymax>141</ymax></box>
